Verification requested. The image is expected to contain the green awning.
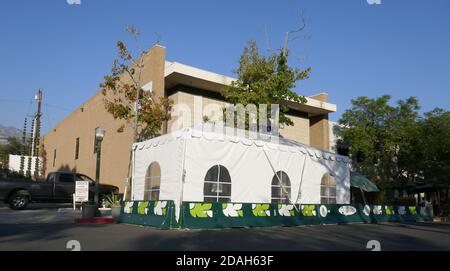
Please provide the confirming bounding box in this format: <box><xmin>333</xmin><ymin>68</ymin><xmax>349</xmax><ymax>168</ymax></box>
<box><xmin>350</xmin><ymin>172</ymin><xmax>380</xmax><ymax>192</ymax></box>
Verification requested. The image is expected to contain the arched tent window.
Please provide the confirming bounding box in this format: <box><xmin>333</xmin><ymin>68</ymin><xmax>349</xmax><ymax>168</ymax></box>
<box><xmin>271</xmin><ymin>171</ymin><xmax>291</xmax><ymax>203</ymax></box>
<box><xmin>144</xmin><ymin>162</ymin><xmax>161</xmax><ymax>201</ymax></box>
<box><xmin>203</xmin><ymin>165</ymin><xmax>231</xmax><ymax>202</ymax></box>
<box><xmin>321</xmin><ymin>173</ymin><xmax>336</xmax><ymax>204</ymax></box>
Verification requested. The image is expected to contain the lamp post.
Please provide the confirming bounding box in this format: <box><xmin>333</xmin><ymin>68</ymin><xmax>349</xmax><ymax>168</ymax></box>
<box><xmin>94</xmin><ymin>127</ymin><xmax>105</xmax><ymax>206</ymax></box>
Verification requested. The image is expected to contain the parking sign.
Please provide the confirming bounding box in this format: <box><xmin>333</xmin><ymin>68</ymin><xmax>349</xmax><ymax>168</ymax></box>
<box><xmin>75</xmin><ymin>181</ymin><xmax>89</xmax><ymax>202</ymax></box>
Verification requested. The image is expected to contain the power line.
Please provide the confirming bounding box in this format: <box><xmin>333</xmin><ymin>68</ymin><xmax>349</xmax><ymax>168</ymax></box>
<box><xmin>0</xmin><ymin>99</ymin><xmax>73</xmax><ymax>112</ymax></box>
<box><xmin>0</xmin><ymin>99</ymin><xmax>35</xmax><ymax>104</ymax></box>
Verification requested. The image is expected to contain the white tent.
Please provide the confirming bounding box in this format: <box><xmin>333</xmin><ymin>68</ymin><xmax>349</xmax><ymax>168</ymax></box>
<box><xmin>131</xmin><ymin>125</ymin><xmax>351</xmax><ymax>220</ymax></box>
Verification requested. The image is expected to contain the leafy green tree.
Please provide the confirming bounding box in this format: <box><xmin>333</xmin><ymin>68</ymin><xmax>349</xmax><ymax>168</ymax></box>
<box><xmin>221</xmin><ymin>41</ymin><xmax>310</xmax><ymax>128</ymax></box>
<box><xmin>417</xmin><ymin>109</ymin><xmax>450</xmax><ymax>186</ymax></box>
<box><xmin>339</xmin><ymin>95</ymin><xmax>421</xmax><ymax>187</ymax></box>
<box><xmin>100</xmin><ymin>27</ymin><xmax>173</xmax><ymax>141</ymax></box>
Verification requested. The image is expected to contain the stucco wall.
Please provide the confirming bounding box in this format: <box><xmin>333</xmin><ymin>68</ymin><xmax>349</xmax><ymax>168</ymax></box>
<box><xmin>167</xmin><ymin>89</ymin><xmax>310</xmax><ymax>145</ymax></box>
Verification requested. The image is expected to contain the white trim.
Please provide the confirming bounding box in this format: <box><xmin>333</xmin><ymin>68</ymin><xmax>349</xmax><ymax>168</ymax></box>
<box><xmin>165</xmin><ymin>61</ymin><xmax>235</xmax><ymax>85</ymax></box>
<box><xmin>164</xmin><ymin>61</ymin><xmax>337</xmax><ymax>113</ymax></box>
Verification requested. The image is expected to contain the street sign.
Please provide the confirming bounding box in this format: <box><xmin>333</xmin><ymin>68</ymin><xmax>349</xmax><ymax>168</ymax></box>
<box><xmin>75</xmin><ymin>181</ymin><xmax>89</xmax><ymax>202</ymax></box>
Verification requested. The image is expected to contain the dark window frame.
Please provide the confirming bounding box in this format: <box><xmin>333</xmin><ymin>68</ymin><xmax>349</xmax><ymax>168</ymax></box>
<box><xmin>53</xmin><ymin>149</ymin><xmax>56</xmax><ymax>167</ymax></box>
<box><xmin>144</xmin><ymin>162</ymin><xmax>161</xmax><ymax>201</ymax></box>
<box><xmin>203</xmin><ymin>165</ymin><xmax>232</xmax><ymax>203</ymax></box>
<box><xmin>75</xmin><ymin>137</ymin><xmax>80</xmax><ymax>160</ymax></box>
<box><xmin>271</xmin><ymin>171</ymin><xmax>291</xmax><ymax>204</ymax></box>
<box><xmin>320</xmin><ymin>173</ymin><xmax>337</xmax><ymax>204</ymax></box>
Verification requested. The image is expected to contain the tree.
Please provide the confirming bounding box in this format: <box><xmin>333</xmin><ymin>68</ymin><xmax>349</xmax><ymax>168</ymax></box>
<box><xmin>221</xmin><ymin>41</ymin><xmax>310</xmax><ymax>128</ymax></box>
<box><xmin>417</xmin><ymin>109</ymin><xmax>450</xmax><ymax>186</ymax></box>
<box><xmin>100</xmin><ymin>27</ymin><xmax>173</xmax><ymax>141</ymax></box>
<box><xmin>338</xmin><ymin>95</ymin><xmax>421</xmax><ymax>186</ymax></box>
<box><xmin>100</xmin><ymin>27</ymin><xmax>173</xmax><ymax>200</ymax></box>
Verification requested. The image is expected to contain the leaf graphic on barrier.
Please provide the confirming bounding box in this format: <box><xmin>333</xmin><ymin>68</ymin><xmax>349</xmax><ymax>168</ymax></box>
<box><xmin>189</xmin><ymin>203</ymin><xmax>213</xmax><ymax>218</ymax></box>
<box><xmin>373</xmin><ymin>206</ymin><xmax>383</xmax><ymax>215</ymax></box>
<box><xmin>124</xmin><ymin>202</ymin><xmax>134</xmax><ymax>214</ymax></box>
<box><xmin>363</xmin><ymin>205</ymin><xmax>371</xmax><ymax>216</ymax></box>
<box><xmin>138</xmin><ymin>202</ymin><xmax>149</xmax><ymax>215</ymax></box>
<box><xmin>385</xmin><ymin>206</ymin><xmax>395</xmax><ymax>215</ymax></box>
<box><xmin>338</xmin><ymin>206</ymin><xmax>357</xmax><ymax>216</ymax></box>
<box><xmin>398</xmin><ymin>206</ymin><xmax>406</xmax><ymax>215</ymax></box>
<box><xmin>277</xmin><ymin>204</ymin><xmax>294</xmax><ymax>217</ymax></box>
<box><xmin>252</xmin><ymin>204</ymin><xmax>270</xmax><ymax>217</ymax></box>
<box><xmin>301</xmin><ymin>205</ymin><xmax>316</xmax><ymax>217</ymax></box>
<box><xmin>154</xmin><ymin>201</ymin><xmax>168</xmax><ymax>216</ymax></box>
<box><xmin>409</xmin><ymin>206</ymin><xmax>417</xmax><ymax>215</ymax></box>
<box><xmin>222</xmin><ymin>203</ymin><xmax>243</xmax><ymax>217</ymax></box>
<box><xmin>319</xmin><ymin>205</ymin><xmax>329</xmax><ymax>218</ymax></box>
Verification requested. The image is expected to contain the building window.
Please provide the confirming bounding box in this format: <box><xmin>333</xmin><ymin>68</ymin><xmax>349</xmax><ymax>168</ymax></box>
<box><xmin>271</xmin><ymin>171</ymin><xmax>291</xmax><ymax>203</ymax></box>
<box><xmin>144</xmin><ymin>162</ymin><xmax>161</xmax><ymax>201</ymax></box>
<box><xmin>321</xmin><ymin>173</ymin><xmax>336</xmax><ymax>204</ymax></box>
<box><xmin>203</xmin><ymin>165</ymin><xmax>231</xmax><ymax>202</ymax></box>
<box><xmin>75</xmin><ymin>138</ymin><xmax>80</xmax><ymax>160</ymax></box>
<box><xmin>53</xmin><ymin>149</ymin><xmax>57</xmax><ymax>167</ymax></box>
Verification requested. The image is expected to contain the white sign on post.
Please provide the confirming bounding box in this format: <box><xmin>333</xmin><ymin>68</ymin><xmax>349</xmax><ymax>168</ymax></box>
<box><xmin>75</xmin><ymin>181</ymin><xmax>89</xmax><ymax>203</ymax></box>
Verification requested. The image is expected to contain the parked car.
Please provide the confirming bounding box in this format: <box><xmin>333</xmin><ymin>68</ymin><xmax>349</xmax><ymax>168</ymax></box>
<box><xmin>0</xmin><ymin>171</ymin><xmax>119</xmax><ymax>210</ymax></box>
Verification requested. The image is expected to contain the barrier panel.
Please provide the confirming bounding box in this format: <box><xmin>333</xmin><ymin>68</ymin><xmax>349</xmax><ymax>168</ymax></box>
<box><xmin>180</xmin><ymin>202</ymin><xmax>424</xmax><ymax>229</ymax></box>
<box><xmin>317</xmin><ymin>204</ymin><xmax>370</xmax><ymax>224</ymax></box>
<box><xmin>179</xmin><ymin>203</ymin><xmax>324</xmax><ymax>229</ymax></box>
<box><xmin>117</xmin><ymin>200</ymin><xmax>178</xmax><ymax>229</ymax></box>
<box><xmin>117</xmin><ymin>201</ymin><xmax>423</xmax><ymax>229</ymax></box>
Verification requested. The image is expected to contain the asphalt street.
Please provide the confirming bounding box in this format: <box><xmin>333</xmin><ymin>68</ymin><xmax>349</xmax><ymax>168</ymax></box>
<box><xmin>0</xmin><ymin>203</ymin><xmax>449</xmax><ymax>251</ymax></box>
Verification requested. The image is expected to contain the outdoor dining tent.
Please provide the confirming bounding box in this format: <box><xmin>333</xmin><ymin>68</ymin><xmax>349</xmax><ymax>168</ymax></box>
<box><xmin>130</xmin><ymin>126</ymin><xmax>351</xmax><ymax>221</ymax></box>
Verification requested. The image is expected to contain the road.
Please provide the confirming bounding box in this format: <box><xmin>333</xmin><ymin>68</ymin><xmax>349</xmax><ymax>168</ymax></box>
<box><xmin>0</xmin><ymin>203</ymin><xmax>449</xmax><ymax>251</ymax></box>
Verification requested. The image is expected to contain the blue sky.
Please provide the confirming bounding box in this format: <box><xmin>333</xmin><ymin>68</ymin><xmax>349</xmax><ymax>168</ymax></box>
<box><xmin>0</xmin><ymin>0</ymin><xmax>449</xmax><ymax>133</ymax></box>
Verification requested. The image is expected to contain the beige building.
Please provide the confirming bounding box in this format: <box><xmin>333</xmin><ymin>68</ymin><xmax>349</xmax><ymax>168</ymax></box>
<box><xmin>42</xmin><ymin>45</ymin><xmax>337</xmax><ymax>192</ymax></box>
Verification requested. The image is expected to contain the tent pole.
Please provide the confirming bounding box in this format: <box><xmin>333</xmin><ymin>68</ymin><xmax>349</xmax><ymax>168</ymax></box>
<box><xmin>177</xmin><ymin>133</ymin><xmax>188</xmax><ymax>222</ymax></box>
<box><xmin>262</xmin><ymin>148</ymin><xmax>299</xmax><ymax>213</ymax></box>
<box><xmin>360</xmin><ymin>187</ymin><xmax>367</xmax><ymax>205</ymax></box>
<box><xmin>294</xmin><ymin>154</ymin><xmax>308</xmax><ymax>204</ymax></box>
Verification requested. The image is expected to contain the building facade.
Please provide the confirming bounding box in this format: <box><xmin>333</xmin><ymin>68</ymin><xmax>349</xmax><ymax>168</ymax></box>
<box><xmin>42</xmin><ymin>45</ymin><xmax>337</xmax><ymax>192</ymax></box>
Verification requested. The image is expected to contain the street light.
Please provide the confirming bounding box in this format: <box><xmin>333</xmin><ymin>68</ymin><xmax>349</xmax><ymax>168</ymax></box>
<box><xmin>94</xmin><ymin>127</ymin><xmax>105</xmax><ymax>206</ymax></box>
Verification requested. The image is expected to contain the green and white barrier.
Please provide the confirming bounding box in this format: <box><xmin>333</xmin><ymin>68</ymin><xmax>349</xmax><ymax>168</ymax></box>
<box><xmin>117</xmin><ymin>200</ymin><xmax>178</xmax><ymax>229</ymax></box>
<box><xmin>179</xmin><ymin>202</ymin><xmax>423</xmax><ymax>229</ymax></box>
<box><xmin>179</xmin><ymin>203</ymin><xmax>323</xmax><ymax>228</ymax></box>
<box><xmin>118</xmin><ymin>201</ymin><xmax>423</xmax><ymax>229</ymax></box>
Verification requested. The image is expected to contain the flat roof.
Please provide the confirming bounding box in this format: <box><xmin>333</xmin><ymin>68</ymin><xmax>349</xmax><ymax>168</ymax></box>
<box><xmin>164</xmin><ymin>61</ymin><xmax>336</xmax><ymax>116</ymax></box>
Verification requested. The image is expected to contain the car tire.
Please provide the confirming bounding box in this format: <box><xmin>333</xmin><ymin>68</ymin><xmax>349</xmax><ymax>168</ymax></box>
<box><xmin>9</xmin><ymin>191</ymin><xmax>29</xmax><ymax>210</ymax></box>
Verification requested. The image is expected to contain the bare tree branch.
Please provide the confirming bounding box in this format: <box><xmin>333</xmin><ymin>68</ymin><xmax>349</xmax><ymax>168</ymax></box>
<box><xmin>289</xmin><ymin>9</ymin><xmax>307</xmax><ymax>36</ymax></box>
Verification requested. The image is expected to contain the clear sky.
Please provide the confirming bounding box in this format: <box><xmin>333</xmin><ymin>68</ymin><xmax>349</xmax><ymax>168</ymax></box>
<box><xmin>0</xmin><ymin>0</ymin><xmax>449</xmax><ymax>133</ymax></box>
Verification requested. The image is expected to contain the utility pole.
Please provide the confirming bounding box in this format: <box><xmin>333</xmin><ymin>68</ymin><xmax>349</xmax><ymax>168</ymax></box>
<box><xmin>19</xmin><ymin>117</ymin><xmax>27</xmax><ymax>176</ymax></box>
<box><xmin>26</xmin><ymin>117</ymin><xmax>34</xmax><ymax>179</ymax></box>
<box><xmin>33</xmin><ymin>90</ymin><xmax>42</xmax><ymax>179</ymax></box>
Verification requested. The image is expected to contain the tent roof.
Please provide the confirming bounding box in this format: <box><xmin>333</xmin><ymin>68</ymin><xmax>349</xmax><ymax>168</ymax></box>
<box><xmin>134</xmin><ymin>125</ymin><xmax>351</xmax><ymax>164</ymax></box>
<box><xmin>350</xmin><ymin>172</ymin><xmax>380</xmax><ymax>192</ymax></box>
